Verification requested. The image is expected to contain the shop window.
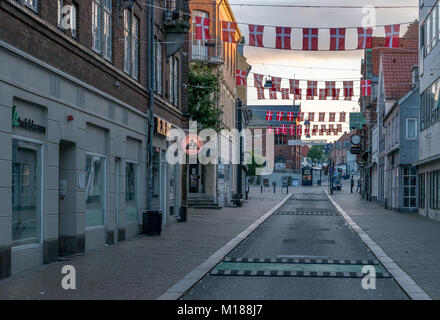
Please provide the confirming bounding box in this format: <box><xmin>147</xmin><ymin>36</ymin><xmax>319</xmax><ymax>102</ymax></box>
<box><xmin>125</xmin><ymin>162</ymin><xmax>138</xmax><ymax>222</ymax></box>
<box><xmin>419</xmin><ymin>173</ymin><xmax>425</xmax><ymax>208</ymax></box>
<box><xmin>403</xmin><ymin>166</ymin><xmax>417</xmax><ymax>208</ymax></box>
<box><xmin>430</xmin><ymin>170</ymin><xmax>440</xmax><ymax>209</ymax></box>
<box><xmin>12</xmin><ymin>139</ymin><xmax>42</xmax><ymax>247</ymax></box>
<box><xmin>86</xmin><ymin>155</ymin><xmax>106</xmax><ymax>227</ymax></box>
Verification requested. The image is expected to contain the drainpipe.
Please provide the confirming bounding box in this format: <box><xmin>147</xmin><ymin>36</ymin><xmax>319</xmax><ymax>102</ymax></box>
<box><xmin>147</xmin><ymin>0</ymin><xmax>155</xmax><ymax>210</ymax></box>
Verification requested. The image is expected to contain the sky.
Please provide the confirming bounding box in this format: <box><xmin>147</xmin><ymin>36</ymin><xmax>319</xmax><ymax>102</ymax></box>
<box><xmin>228</xmin><ymin>0</ymin><xmax>419</xmax><ymax>142</ymax></box>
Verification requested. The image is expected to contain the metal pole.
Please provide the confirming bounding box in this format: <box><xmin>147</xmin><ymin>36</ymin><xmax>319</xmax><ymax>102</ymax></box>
<box><xmin>237</xmin><ymin>99</ymin><xmax>243</xmax><ymax>197</ymax></box>
<box><xmin>147</xmin><ymin>0</ymin><xmax>155</xmax><ymax>210</ymax></box>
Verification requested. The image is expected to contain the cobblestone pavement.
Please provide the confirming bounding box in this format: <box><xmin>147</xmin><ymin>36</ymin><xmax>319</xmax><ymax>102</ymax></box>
<box><xmin>330</xmin><ymin>181</ymin><xmax>440</xmax><ymax>299</ymax></box>
<box><xmin>0</xmin><ymin>187</ymin><xmax>287</xmax><ymax>300</ymax></box>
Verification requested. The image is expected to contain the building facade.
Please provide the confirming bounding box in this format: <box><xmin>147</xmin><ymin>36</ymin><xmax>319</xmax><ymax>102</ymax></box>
<box><xmin>0</xmin><ymin>0</ymin><xmax>190</xmax><ymax>278</ymax></box>
<box><xmin>417</xmin><ymin>0</ymin><xmax>440</xmax><ymax>221</ymax></box>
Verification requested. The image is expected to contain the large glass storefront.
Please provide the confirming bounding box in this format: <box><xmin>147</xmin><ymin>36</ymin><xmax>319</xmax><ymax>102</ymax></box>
<box><xmin>11</xmin><ymin>138</ymin><xmax>42</xmax><ymax>247</ymax></box>
<box><xmin>125</xmin><ymin>162</ymin><xmax>138</xmax><ymax>222</ymax></box>
<box><xmin>86</xmin><ymin>155</ymin><xmax>106</xmax><ymax>227</ymax></box>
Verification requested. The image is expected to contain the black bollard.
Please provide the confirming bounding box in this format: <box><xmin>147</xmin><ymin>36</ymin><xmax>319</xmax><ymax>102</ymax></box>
<box><xmin>273</xmin><ymin>185</ymin><xmax>276</xmax><ymax>194</ymax></box>
<box><xmin>261</xmin><ymin>185</ymin><xmax>263</xmax><ymax>193</ymax></box>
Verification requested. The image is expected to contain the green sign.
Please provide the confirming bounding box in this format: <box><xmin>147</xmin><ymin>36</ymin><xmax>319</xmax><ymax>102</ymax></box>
<box><xmin>11</xmin><ymin>105</ymin><xmax>46</xmax><ymax>133</ymax></box>
<box><xmin>349</xmin><ymin>112</ymin><xmax>366</xmax><ymax>130</ymax></box>
<box><xmin>11</xmin><ymin>105</ymin><xmax>19</xmax><ymax>127</ymax></box>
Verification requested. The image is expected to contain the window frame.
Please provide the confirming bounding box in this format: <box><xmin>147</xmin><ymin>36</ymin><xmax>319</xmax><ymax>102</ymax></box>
<box><xmin>24</xmin><ymin>0</ymin><xmax>38</xmax><ymax>12</ymax></box>
<box><xmin>125</xmin><ymin>160</ymin><xmax>139</xmax><ymax>223</ymax></box>
<box><xmin>406</xmin><ymin>118</ymin><xmax>417</xmax><ymax>140</ymax></box>
<box><xmin>85</xmin><ymin>152</ymin><xmax>107</xmax><ymax>228</ymax></box>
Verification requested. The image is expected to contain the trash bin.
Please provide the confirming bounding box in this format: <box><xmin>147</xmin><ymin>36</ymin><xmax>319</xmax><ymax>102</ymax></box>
<box><xmin>142</xmin><ymin>210</ymin><xmax>162</xmax><ymax>236</ymax></box>
<box><xmin>318</xmin><ymin>180</ymin><xmax>321</xmax><ymax>186</ymax></box>
<box><xmin>178</xmin><ymin>206</ymin><xmax>187</xmax><ymax>222</ymax></box>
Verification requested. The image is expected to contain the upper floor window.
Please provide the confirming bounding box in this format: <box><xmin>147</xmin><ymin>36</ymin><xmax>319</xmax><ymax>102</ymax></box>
<box><xmin>92</xmin><ymin>0</ymin><xmax>112</xmax><ymax>61</ymax></box>
<box><xmin>123</xmin><ymin>9</ymin><xmax>139</xmax><ymax>80</ymax></box>
<box><xmin>58</xmin><ymin>1</ymin><xmax>78</xmax><ymax>38</ymax></box>
<box><xmin>24</xmin><ymin>0</ymin><xmax>38</xmax><ymax>11</ymax></box>
<box><xmin>406</xmin><ymin>118</ymin><xmax>417</xmax><ymax>140</ymax></box>
<box><xmin>155</xmin><ymin>38</ymin><xmax>163</xmax><ymax>93</ymax></box>
<box><xmin>169</xmin><ymin>56</ymin><xmax>179</xmax><ymax>106</ymax></box>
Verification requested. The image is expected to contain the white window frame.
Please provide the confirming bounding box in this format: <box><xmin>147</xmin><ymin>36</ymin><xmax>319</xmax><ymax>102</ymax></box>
<box><xmin>58</xmin><ymin>1</ymin><xmax>78</xmax><ymax>39</ymax></box>
<box><xmin>125</xmin><ymin>160</ymin><xmax>139</xmax><ymax>224</ymax></box>
<box><xmin>406</xmin><ymin>118</ymin><xmax>417</xmax><ymax>140</ymax></box>
<box><xmin>92</xmin><ymin>0</ymin><xmax>102</xmax><ymax>53</ymax></box>
<box><xmin>155</xmin><ymin>39</ymin><xmax>163</xmax><ymax>94</ymax></box>
<box><xmin>103</xmin><ymin>0</ymin><xmax>112</xmax><ymax>61</ymax></box>
<box><xmin>24</xmin><ymin>0</ymin><xmax>38</xmax><ymax>12</ymax></box>
<box><xmin>123</xmin><ymin>9</ymin><xmax>139</xmax><ymax>80</ymax></box>
<box><xmin>85</xmin><ymin>152</ymin><xmax>107</xmax><ymax>229</ymax></box>
<box><xmin>11</xmin><ymin>135</ymin><xmax>44</xmax><ymax>250</ymax></box>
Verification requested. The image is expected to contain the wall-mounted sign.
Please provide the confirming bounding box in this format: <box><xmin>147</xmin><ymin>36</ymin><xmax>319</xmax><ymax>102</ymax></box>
<box><xmin>155</xmin><ymin>116</ymin><xmax>171</xmax><ymax>137</ymax></box>
<box><xmin>11</xmin><ymin>106</ymin><xmax>46</xmax><ymax>133</ymax></box>
<box><xmin>350</xmin><ymin>147</ymin><xmax>362</xmax><ymax>155</ymax></box>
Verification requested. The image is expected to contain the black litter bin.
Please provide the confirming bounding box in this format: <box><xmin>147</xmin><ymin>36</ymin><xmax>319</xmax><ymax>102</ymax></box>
<box><xmin>178</xmin><ymin>206</ymin><xmax>187</xmax><ymax>222</ymax></box>
<box><xmin>142</xmin><ymin>210</ymin><xmax>162</xmax><ymax>236</ymax></box>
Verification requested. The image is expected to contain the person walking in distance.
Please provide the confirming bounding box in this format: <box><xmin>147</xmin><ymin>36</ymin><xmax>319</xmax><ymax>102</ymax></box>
<box><xmin>356</xmin><ymin>178</ymin><xmax>361</xmax><ymax>193</ymax></box>
<box><xmin>350</xmin><ymin>176</ymin><xmax>355</xmax><ymax>193</ymax></box>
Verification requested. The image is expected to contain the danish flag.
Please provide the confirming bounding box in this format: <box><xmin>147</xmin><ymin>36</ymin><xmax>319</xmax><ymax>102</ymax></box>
<box><xmin>276</xmin><ymin>27</ymin><xmax>292</xmax><ymax>50</ymax></box>
<box><xmin>357</xmin><ymin>27</ymin><xmax>373</xmax><ymax>49</ymax></box>
<box><xmin>361</xmin><ymin>80</ymin><xmax>372</xmax><ymax>96</ymax></box>
<box><xmin>236</xmin><ymin>69</ymin><xmax>247</xmax><ymax>86</ymax></box>
<box><xmin>305</xmin><ymin>124</ymin><xmax>311</xmax><ymax>136</ymax></box>
<box><xmin>325</xmin><ymin>81</ymin><xmax>336</xmax><ymax>97</ymax></box>
<box><xmin>267</xmin><ymin>127</ymin><xmax>274</xmax><ymax>134</ymax></box>
<box><xmin>329</xmin><ymin>124</ymin><xmax>335</xmax><ymax>134</ymax></box>
<box><xmin>337</xmin><ymin>124</ymin><xmax>342</xmax><ymax>133</ymax></box>
<box><xmin>222</xmin><ymin>21</ymin><xmax>237</xmax><ymax>43</ymax></box>
<box><xmin>281</xmin><ymin>88</ymin><xmax>290</xmax><ymax>100</ymax></box>
<box><xmin>256</xmin><ymin>87</ymin><xmax>265</xmax><ymax>100</ymax></box>
<box><xmin>271</xmin><ymin>77</ymin><xmax>282</xmax><ymax>92</ymax></box>
<box><xmin>319</xmin><ymin>125</ymin><xmax>325</xmax><ymax>135</ymax></box>
<box><xmin>289</xmin><ymin>79</ymin><xmax>301</xmax><ymax>95</ymax></box>
<box><xmin>289</xmin><ymin>125</ymin><xmax>295</xmax><ymax>135</ymax></box>
<box><xmin>276</xmin><ymin>111</ymin><xmax>283</xmax><ymax>121</ymax></box>
<box><xmin>319</xmin><ymin>89</ymin><xmax>327</xmax><ymax>100</ymax></box>
<box><xmin>332</xmin><ymin>89</ymin><xmax>341</xmax><ymax>100</ymax></box>
<box><xmin>312</xmin><ymin>125</ymin><xmax>319</xmax><ymax>136</ymax></box>
<box><xmin>296</xmin><ymin>124</ymin><xmax>303</xmax><ymax>136</ymax></box>
<box><xmin>254</xmin><ymin>73</ymin><xmax>264</xmax><ymax>89</ymax></box>
<box><xmin>269</xmin><ymin>89</ymin><xmax>277</xmax><ymax>99</ymax></box>
<box><xmin>319</xmin><ymin>112</ymin><xmax>326</xmax><ymax>122</ymax></box>
<box><xmin>281</xmin><ymin>125</ymin><xmax>287</xmax><ymax>135</ymax></box>
<box><xmin>249</xmin><ymin>24</ymin><xmax>264</xmax><ymax>47</ymax></box>
<box><xmin>287</xmin><ymin>112</ymin><xmax>295</xmax><ymax>122</ymax></box>
<box><xmin>330</xmin><ymin>28</ymin><xmax>346</xmax><ymax>51</ymax></box>
<box><xmin>307</xmin><ymin>81</ymin><xmax>318</xmax><ymax>97</ymax></box>
<box><xmin>303</xmin><ymin>28</ymin><xmax>318</xmax><ymax>51</ymax></box>
<box><xmin>343</xmin><ymin>81</ymin><xmax>354</xmax><ymax>100</ymax></box>
<box><xmin>385</xmin><ymin>25</ymin><xmax>400</xmax><ymax>48</ymax></box>
<box><xmin>329</xmin><ymin>112</ymin><xmax>336</xmax><ymax>122</ymax></box>
<box><xmin>306</xmin><ymin>93</ymin><xmax>315</xmax><ymax>100</ymax></box>
<box><xmin>297</xmin><ymin>112</ymin><xmax>304</xmax><ymax>122</ymax></box>
<box><xmin>308</xmin><ymin>112</ymin><xmax>315</xmax><ymax>122</ymax></box>
<box><xmin>339</xmin><ymin>112</ymin><xmax>346</xmax><ymax>123</ymax></box>
<box><xmin>195</xmin><ymin>16</ymin><xmax>210</xmax><ymax>40</ymax></box>
<box><xmin>275</xmin><ymin>127</ymin><xmax>281</xmax><ymax>135</ymax></box>
<box><xmin>266</xmin><ymin>111</ymin><xmax>273</xmax><ymax>121</ymax></box>
<box><xmin>294</xmin><ymin>89</ymin><xmax>302</xmax><ymax>101</ymax></box>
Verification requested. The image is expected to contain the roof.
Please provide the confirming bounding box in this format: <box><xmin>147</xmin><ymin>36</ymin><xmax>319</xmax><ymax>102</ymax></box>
<box><xmin>336</xmin><ymin>132</ymin><xmax>353</xmax><ymax>143</ymax></box>
<box><xmin>302</xmin><ymin>146</ymin><xmax>310</xmax><ymax>157</ymax></box>
<box><xmin>380</xmin><ymin>51</ymin><xmax>418</xmax><ymax>100</ymax></box>
<box><xmin>247</xmin><ymin>105</ymin><xmax>301</xmax><ymax>127</ymax></box>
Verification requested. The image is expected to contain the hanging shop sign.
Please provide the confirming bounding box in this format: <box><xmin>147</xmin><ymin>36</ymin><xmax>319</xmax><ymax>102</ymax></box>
<box><xmin>11</xmin><ymin>106</ymin><xmax>46</xmax><ymax>133</ymax></box>
<box><xmin>155</xmin><ymin>116</ymin><xmax>171</xmax><ymax>137</ymax></box>
<box><xmin>350</xmin><ymin>147</ymin><xmax>362</xmax><ymax>155</ymax></box>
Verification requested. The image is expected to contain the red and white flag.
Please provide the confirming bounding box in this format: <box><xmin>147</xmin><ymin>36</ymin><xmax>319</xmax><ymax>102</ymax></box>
<box><xmin>343</xmin><ymin>81</ymin><xmax>354</xmax><ymax>100</ymax></box>
<box><xmin>269</xmin><ymin>89</ymin><xmax>277</xmax><ymax>99</ymax></box>
<box><xmin>303</xmin><ymin>28</ymin><xmax>318</xmax><ymax>51</ymax></box>
<box><xmin>319</xmin><ymin>112</ymin><xmax>326</xmax><ymax>122</ymax></box>
<box><xmin>289</xmin><ymin>79</ymin><xmax>300</xmax><ymax>95</ymax></box>
<box><xmin>339</xmin><ymin>112</ymin><xmax>346</xmax><ymax>123</ymax></box>
<box><xmin>289</xmin><ymin>125</ymin><xmax>295</xmax><ymax>135</ymax></box>
<box><xmin>294</xmin><ymin>89</ymin><xmax>302</xmax><ymax>101</ymax></box>
<box><xmin>319</xmin><ymin>89</ymin><xmax>327</xmax><ymax>100</ymax></box>
<box><xmin>296</xmin><ymin>124</ymin><xmax>303</xmax><ymax>136</ymax></box>
<box><xmin>312</xmin><ymin>125</ymin><xmax>319</xmax><ymax>136</ymax></box>
<box><xmin>329</xmin><ymin>124</ymin><xmax>335</xmax><ymax>134</ymax></box>
<box><xmin>330</xmin><ymin>28</ymin><xmax>346</xmax><ymax>51</ymax></box>
<box><xmin>385</xmin><ymin>25</ymin><xmax>400</xmax><ymax>48</ymax></box>
<box><xmin>236</xmin><ymin>69</ymin><xmax>247</xmax><ymax>86</ymax></box>
<box><xmin>305</xmin><ymin>124</ymin><xmax>311</xmax><ymax>136</ymax></box>
<box><xmin>222</xmin><ymin>21</ymin><xmax>237</xmax><ymax>43</ymax></box>
<box><xmin>319</xmin><ymin>125</ymin><xmax>325</xmax><ymax>135</ymax></box>
<box><xmin>308</xmin><ymin>112</ymin><xmax>315</xmax><ymax>122</ymax></box>
<box><xmin>276</xmin><ymin>27</ymin><xmax>292</xmax><ymax>50</ymax></box>
<box><xmin>195</xmin><ymin>16</ymin><xmax>210</xmax><ymax>40</ymax></box>
<box><xmin>361</xmin><ymin>80</ymin><xmax>372</xmax><ymax>96</ymax></box>
<box><xmin>357</xmin><ymin>27</ymin><xmax>373</xmax><ymax>49</ymax></box>
<box><xmin>332</xmin><ymin>88</ymin><xmax>341</xmax><ymax>100</ymax></box>
<box><xmin>274</xmin><ymin>127</ymin><xmax>281</xmax><ymax>135</ymax></box>
<box><xmin>266</xmin><ymin>111</ymin><xmax>273</xmax><ymax>121</ymax></box>
<box><xmin>281</xmin><ymin>124</ymin><xmax>287</xmax><ymax>135</ymax></box>
<box><xmin>337</xmin><ymin>124</ymin><xmax>342</xmax><ymax>133</ymax></box>
<box><xmin>271</xmin><ymin>77</ymin><xmax>282</xmax><ymax>92</ymax></box>
<box><xmin>281</xmin><ymin>88</ymin><xmax>290</xmax><ymax>100</ymax></box>
<box><xmin>297</xmin><ymin>112</ymin><xmax>304</xmax><ymax>122</ymax></box>
<box><xmin>307</xmin><ymin>81</ymin><xmax>318</xmax><ymax>97</ymax></box>
<box><xmin>267</xmin><ymin>127</ymin><xmax>274</xmax><ymax>134</ymax></box>
<box><xmin>254</xmin><ymin>73</ymin><xmax>264</xmax><ymax>89</ymax></box>
<box><xmin>287</xmin><ymin>112</ymin><xmax>295</xmax><ymax>122</ymax></box>
<box><xmin>276</xmin><ymin>111</ymin><xmax>283</xmax><ymax>121</ymax></box>
<box><xmin>256</xmin><ymin>87</ymin><xmax>265</xmax><ymax>100</ymax></box>
<box><xmin>329</xmin><ymin>112</ymin><xmax>336</xmax><ymax>122</ymax></box>
<box><xmin>325</xmin><ymin>81</ymin><xmax>336</xmax><ymax>97</ymax></box>
<box><xmin>249</xmin><ymin>24</ymin><xmax>264</xmax><ymax>47</ymax></box>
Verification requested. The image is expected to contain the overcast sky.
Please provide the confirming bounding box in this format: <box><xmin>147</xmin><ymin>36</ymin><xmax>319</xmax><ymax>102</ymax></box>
<box><xmin>229</xmin><ymin>0</ymin><xmax>419</xmax><ymax>141</ymax></box>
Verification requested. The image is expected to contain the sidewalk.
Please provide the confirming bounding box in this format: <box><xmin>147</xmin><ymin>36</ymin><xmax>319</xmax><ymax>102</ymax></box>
<box><xmin>0</xmin><ymin>187</ymin><xmax>288</xmax><ymax>300</ymax></box>
<box><xmin>331</xmin><ymin>181</ymin><xmax>440</xmax><ymax>299</ymax></box>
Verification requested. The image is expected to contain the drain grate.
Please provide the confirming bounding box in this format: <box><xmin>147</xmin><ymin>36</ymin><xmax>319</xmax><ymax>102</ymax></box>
<box><xmin>283</xmin><ymin>238</ymin><xmax>336</xmax><ymax>244</ymax></box>
<box><xmin>210</xmin><ymin>269</ymin><xmax>390</xmax><ymax>278</ymax></box>
<box><xmin>223</xmin><ymin>257</ymin><xmax>380</xmax><ymax>265</ymax></box>
<box><xmin>290</xmin><ymin>197</ymin><xmax>329</xmax><ymax>202</ymax></box>
<box><xmin>274</xmin><ymin>210</ymin><xmax>337</xmax><ymax>216</ymax></box>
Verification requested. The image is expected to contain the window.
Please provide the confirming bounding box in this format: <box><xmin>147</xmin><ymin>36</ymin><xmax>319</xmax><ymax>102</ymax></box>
<box><xmin>421</xmin><ymin>77</ymin><xmax>440</xmax><ymax>130</ymax></box>
<box><xmin>126</xmin><ymin>162</ymin><xmax>138</xmax><ymax>222</ymax></box>
<box><xmin>12</xmin><ymin>139</ymin><xmax>42</xmax><ymax>247</ymax></box>
<box><xmin>92</xmin><ymin>0</ymin><xmax>112</xmax><ymax>61</ymax></box>
<box><xmin>58</xmin><ymin>1</ymin><xmax>78</xmax><ymax>38</ymax></box>
<box><xmin>406</xmin><ymin>118</ymin><xmax>417</xmax><ymax>140</ymax></box>
<box><xmin>86</xmin><ymin>155</ymin><xmax>106</xmax><ymax>227</ymax></box>
<box><xmin>419</xmin><ymin>173</ymin><xmax>425</xmax><ymax>208</ymax></box>
<box><xmin>155</xmin><ymin>38</ymin><xmax>163</xmax><ymax>93</ymax></box>
<box><xmin>403</xmin><ymin>166</ymin><xmax>417</xmax><ymax>208</ymax></box>
<box><xmin>92</xmin><ymin>0</ymin><xmax>101</xmax><ymax>52</ymax></box>
<box><xmin>430</xmin><ymin>170</ymin><xmax>440</xmax><ymax>209</ymax></box>
<box><xmin>123</xmin><ymin>9</ymin><xmax>139</xmax><ymax>79</ymax></box>
<box><xmin>24</xmin><ymin>0</ymin><xmax>38</xmax><ymax>11</ymax></box>
<box><xmin>191</xmin><ymin>10</ymin><xmax>209</xmax><ymax>61</ymax></box>
<box><xmin>169</xmin><ymin>56</ymin><xmax>179</xmax><ymax>106</ymax></box>
<box><xmin>275</xmin><ymin>135</ymin><xmax>287</xmax><ymax>145</ymax></box>
<box><xmin>103</xmin><ymin>0</ymin><xmax>112</xmax><ymax>60</ymax></box>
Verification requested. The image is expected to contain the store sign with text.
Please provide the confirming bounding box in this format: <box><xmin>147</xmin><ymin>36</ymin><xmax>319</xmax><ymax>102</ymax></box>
<box><xmin>11</xmin><ymin>106</ymin><xmax>46</xmax><ymax>133</ymax></box>
<box><xmin>155</xmin><ymin>116</ymin><xmax>171</xmax><ymax>137</ymax></box>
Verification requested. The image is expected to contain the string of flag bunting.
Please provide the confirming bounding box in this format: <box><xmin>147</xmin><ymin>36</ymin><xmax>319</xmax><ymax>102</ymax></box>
<box><xmin>264</xmin><ymin>111</ymin><xmax>348</xmax><ymax>123</ymax></box>
<box><xmin>265</xmin><ymin>124</ymin><xmax>345</xmax><ymax>136</ymax></box>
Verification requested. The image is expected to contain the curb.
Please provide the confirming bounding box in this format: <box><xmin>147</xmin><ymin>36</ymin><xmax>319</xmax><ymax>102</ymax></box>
<box><xmin>156</xmin><ymin>193</ymin><xmax>293</xmax><ymax>300</ymax></box>
<box><xmin>326</xmin><ymin>190</ymin><xmax>431</xmax><ymax>300</ymax></box>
